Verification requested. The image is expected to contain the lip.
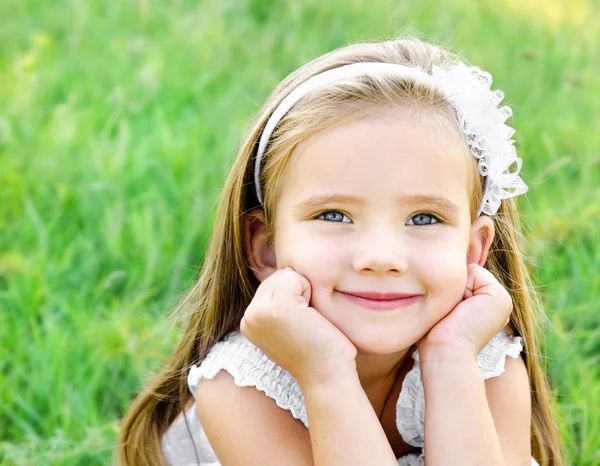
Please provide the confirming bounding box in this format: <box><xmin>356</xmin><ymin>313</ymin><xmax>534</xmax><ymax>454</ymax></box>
<box><xmin>337</xmin><ymin>290</ymin><xmax>422</xmax><ymax>311</ymax></box>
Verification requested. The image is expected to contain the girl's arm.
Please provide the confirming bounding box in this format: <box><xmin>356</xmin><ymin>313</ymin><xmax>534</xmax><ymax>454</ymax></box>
<box><xmin>197</xmin><ymin>368</ymin><xmax>399</xmax><ymax>466</ymax></box>
<box><xmin>233</xmin><ymin>268</ymin><xmax>399</xmax><ymax>465</ymax></box>
<box><xmin>420</xmin><ymin>349</ymin><xmax>532</xmax><ymax>466</ymax></box>
<box><xmin>301</xmin><ymin>370</ymin><xmax>399</xmax><ymax>466</ymax></box>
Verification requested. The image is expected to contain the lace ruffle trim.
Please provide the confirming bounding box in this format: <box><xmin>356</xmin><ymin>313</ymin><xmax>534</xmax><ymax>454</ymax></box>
<box><xmin>187</xmin><ymin>331</ymin><xmax>308</xmax><ymax>428</ymax></box>
<box><xmin>397</xmin><ymin>452</ymin><xmax>425</xmax><ymax>466</ymax></box>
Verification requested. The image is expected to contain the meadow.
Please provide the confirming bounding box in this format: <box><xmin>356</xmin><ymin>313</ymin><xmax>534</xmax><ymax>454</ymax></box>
<box><xmin>0</xmin><ymin>0</ymin><xmax>599</xmax><ymax>464</ymax></box>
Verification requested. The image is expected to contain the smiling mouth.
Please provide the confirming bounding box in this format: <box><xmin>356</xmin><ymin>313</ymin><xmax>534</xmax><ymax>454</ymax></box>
<box><xmin>337</xmin><ymin>291</ymin><xmax>422</xmax><ymax>311</ymax></box>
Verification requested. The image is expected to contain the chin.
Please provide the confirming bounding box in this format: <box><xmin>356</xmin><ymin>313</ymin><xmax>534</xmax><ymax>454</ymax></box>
<box><xmin>342</xmin><ymin>324</ymin><xmax>418</xmax><ymax>355</ymax></box>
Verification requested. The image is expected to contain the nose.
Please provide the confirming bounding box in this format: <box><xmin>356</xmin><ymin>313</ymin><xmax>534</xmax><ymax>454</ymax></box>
<box><xmin>352</xmin><ymin>225</ymin><xmax>409</xmax><ymax>276</ymax></box>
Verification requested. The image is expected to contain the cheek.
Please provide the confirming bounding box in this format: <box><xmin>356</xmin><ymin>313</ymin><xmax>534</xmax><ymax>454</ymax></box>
<box><xmin>426</xmin><ymin>247</ymin><xmax>467</xmax><ymax>283</ymax></box>
<box><xmin>275</xmin><ymin>227</ymin><xmax>341</xmax><ymax>285</ymax></box>
<box><xmin>420</xmin><ymin>243</ymin><xmax>469</xmax><ymax>312</ymax></box>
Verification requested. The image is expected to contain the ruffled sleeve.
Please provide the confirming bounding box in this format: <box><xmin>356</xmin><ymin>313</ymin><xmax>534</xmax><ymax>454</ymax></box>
<box><xmin>396</xmin><ymin>329</ymin><xmax>523</xmax><ymax>448</ymax></box>
<box><xmin>187</xmin><ymin>330</ymin><xmax>308</xmax><ymax>428</ymax></box>
<box><xmin>476</xmin><ymin>329</ymin><xmax>523</xmax><ymax>379</ymax></box>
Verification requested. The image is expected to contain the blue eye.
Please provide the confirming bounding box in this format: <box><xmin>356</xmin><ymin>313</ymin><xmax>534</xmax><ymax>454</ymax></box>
<box><xmin>407</xmin><ymin>214</ymin><xmax>440</xmax><ymax>226</ymax></box>
<box><xmin>316</xmin><ymin>211</ymin><xmax>352</xmax><ymax>223</ymax></box>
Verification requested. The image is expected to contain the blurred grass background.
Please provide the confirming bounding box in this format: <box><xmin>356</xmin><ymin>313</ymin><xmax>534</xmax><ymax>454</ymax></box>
<box><xmin>0</xmin><ymin>0</ymin><xmax>599</xmax><ymax>464</ymax></box>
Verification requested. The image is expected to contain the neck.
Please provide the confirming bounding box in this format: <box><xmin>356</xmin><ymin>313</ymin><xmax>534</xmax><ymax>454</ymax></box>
<box><xmin>355</xmin><ymin>347</ymin><xmax>414</xmax><ymax>415</ymax></box>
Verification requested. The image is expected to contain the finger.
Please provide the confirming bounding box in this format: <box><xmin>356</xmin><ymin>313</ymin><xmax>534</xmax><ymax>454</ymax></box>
<box><xmin>253</xmin><ymin>267</ymin><xmax>295</xmax><ymax>300</ymax></box>
<box><xmin>271</xmin><ymin>268</ymin><xmax>311</xmax><ymax>306</ymax></box>
<box><xmin>465</xmin><ymin>263</ymin><xmax>500</xmax><ymax>298</ymax></box>
<box><xmin>289</xmin><ymin>267</ymin><xmax>312</xmax><ymax>303</ymax></box>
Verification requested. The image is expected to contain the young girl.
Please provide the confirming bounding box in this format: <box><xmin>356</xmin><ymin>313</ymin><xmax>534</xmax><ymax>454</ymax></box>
<box><xmin>118</xmin><ymin>37</ymin><xmax>562</xmax><ymax>465</ymax></box>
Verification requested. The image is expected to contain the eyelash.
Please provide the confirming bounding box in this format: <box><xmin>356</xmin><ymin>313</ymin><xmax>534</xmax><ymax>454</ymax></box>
<box><xmin>314</xmin><ymin>210</ymin><xmax>442</xmax><ymax>225</ymax></box>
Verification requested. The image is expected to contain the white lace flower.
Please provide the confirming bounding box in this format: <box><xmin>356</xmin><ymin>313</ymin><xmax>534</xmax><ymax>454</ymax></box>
<box><xmin>431</xmin><ymin>62</ymin><xmax>528</xmax><ymax>215</ymax></box>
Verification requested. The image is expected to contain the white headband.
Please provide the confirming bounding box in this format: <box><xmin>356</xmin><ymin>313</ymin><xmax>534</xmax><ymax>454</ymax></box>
<box><xmin>254</xmin><ymin>61</ymin><xmax>528</xmax><ymax>216</ymax></box>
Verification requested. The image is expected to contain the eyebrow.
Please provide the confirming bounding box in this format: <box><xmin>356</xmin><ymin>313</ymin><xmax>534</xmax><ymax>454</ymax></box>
<box><xmin>292</xmin><ymin>193</ymin><xmax>462</xmax><ymax>215</ymax></box>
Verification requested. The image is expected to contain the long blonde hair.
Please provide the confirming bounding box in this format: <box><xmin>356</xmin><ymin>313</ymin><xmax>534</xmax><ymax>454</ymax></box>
<box><xmin>118</xmin><ymin>35</ymin><xmax>563</xmax><ymax>465</ymax></box>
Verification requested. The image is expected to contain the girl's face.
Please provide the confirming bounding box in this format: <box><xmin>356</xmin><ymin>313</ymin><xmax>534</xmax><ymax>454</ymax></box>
<box><xmin>272</xmin><ymin>110</ymin><xmax>491</xmax><ymax>354</ymax></box>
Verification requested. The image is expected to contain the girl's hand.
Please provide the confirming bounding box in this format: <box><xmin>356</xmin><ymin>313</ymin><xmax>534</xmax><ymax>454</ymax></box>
<box><xmin>418</xmin><ymin>263</ymin><xmax>513</xmax><ymax>361</ymax></box>
<box><xmin>240</xmin><ymin>267</ymin><xmax>358</xmax><ymax>388</ymax></box>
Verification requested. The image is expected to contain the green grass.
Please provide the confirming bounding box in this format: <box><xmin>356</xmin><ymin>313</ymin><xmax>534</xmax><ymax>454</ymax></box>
<box><xmin>1</xmin><ymin>0</ymin><xmax>599</xmax><ymax>464</ymax></box>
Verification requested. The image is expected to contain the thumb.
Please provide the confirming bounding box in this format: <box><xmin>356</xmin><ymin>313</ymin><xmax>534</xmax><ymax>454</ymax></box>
<box><xmin>285</xmin><ymin>267</ymin><xmax>312</xmax><ymax>303</ymax></box>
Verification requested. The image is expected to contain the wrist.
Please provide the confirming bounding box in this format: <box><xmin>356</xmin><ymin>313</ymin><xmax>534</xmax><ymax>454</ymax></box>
<box><xmin>419</xmin><ymin>353</ymin><xmax>483</xmax><ymax>397</ymax></box>
<box><xmin>418</xmin><ymin>344</ymin><xmax>478</xmax><ymax>372</ymax></box>
<box><xmin>299</xmin><ymin>367</ymin><xmax>360</xmax><ymax>396</ymax></box>
<box><xmin>420</xmin><ymin>357</ymin><xmax>482</xmax><ymax>393</ymax></box>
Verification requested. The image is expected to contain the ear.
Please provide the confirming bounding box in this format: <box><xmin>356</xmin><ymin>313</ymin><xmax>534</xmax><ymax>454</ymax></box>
<box><xmin>466</xmin><ymin>215</ymin><xmax>495</xmax><ymax>266</ymax></box>
<box><xmin>244</xmin><ymin>208</ymin><xmax>277</xmax><ymax>283</ymax></box>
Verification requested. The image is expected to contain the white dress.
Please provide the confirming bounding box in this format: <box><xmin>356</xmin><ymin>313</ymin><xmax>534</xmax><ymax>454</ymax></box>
<box><xmin>161</xmin><ymin>329</ymin><xmax>539</xmax><ymax>466</ymax></box>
